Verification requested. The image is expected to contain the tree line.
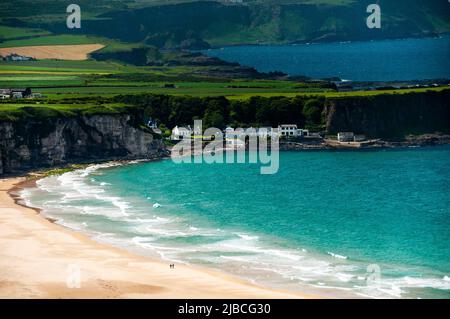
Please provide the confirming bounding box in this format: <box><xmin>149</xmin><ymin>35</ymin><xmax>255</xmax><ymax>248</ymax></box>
<box><xmin>113</xmin><ymin>94</ymin><xmax>326</xmax><ymax>132</ymax></box>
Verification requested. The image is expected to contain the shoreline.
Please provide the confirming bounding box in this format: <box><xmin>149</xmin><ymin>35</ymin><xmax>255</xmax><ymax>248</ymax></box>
<box><xmin>204</xmin><ymin>33</ymin><xmax>450</xmax><ymax>50</ymax></box>
<box><xmin>0</xmin><ymin>175</ymin><xmax>316</xmax><ymax>299</ymax></box>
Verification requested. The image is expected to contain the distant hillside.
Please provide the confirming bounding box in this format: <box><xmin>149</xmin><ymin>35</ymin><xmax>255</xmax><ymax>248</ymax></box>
<box><xmin>1</xmin><ymin>0</ymin><xmax>449</xmax><ymax>48</ymax></box>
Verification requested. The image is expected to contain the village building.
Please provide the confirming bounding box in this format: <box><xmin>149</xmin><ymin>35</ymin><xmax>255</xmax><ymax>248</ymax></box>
<box><xmin>30</xmin><ymin>93</ymin><xmax>44</xmax><ymax>98</ymax></box>
<box><xmin>4</xmin><ymin>53</ymin><xmax>34</xmax><ymax>61</ymax></box>
<box><xmin>224</xmin><ymin>126</ymin><xmax>279</xmax><ymax>139</ymax></box>
<box><xmin>256</xmin><ymin>127</ymin><xmax>269</xmax><ymax>138</ymax></box>
<box><xmin>278</xmin><ymin>124</ymin><xmax>298</xmax><ymax>137</ymax></box>
<box><xmin>171</xmin><ymin>126</ymin><xmax>192</xmax><ymax>140</ymax></box>
<box><xmin>0</xmin><ymin>88</ymin><xmax>32</xmax><ymax>99</ymax></box>
<box><xmin>224</xmin><ymin>126</ymin><xmax>235</xmax><ymax>138</ymax></box>
<box><xmin>192</xmin><ymin>124</ymin><xmax>202</xmax><ymax>136</ymax></box>
<box><xmin>307</xmin><ymin>132</ymin><xmax>322</xmax><ymax>138</ymax></box>
<box><xmin>337</xmin><ymin>132</ymin><xmax>355</xmax><ymax>142</ymax></box>
<box><xmin>225</xmin><ymin>138</ymin><xmax>245</xmax><ymax>149</ymax></box>
<box><xmin>147</xmin><ymin>118</ymin><xmax>158</xmax><ymax>129</ymax></box>
<box><xmin>297</xmin><ymin>129</ymin><xmax>309</xmax><ymax>137</ymax></box>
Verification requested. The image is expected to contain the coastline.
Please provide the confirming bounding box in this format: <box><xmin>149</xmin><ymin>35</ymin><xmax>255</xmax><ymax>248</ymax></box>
<box><xmin>0</xmin><ymin>175</ymin><xmax>315</xmax><ymax>299</ymax></box>
<box><xmin>204</xmin><ymin>33</ymin><xmax>450</xmax><ymax>50</ymax></box>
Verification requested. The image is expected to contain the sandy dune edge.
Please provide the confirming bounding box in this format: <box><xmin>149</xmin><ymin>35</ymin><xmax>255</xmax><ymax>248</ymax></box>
<box><xmin>0</xmin><ymin>177</ymin><xmax>313</xmax><ymax>299</ymax></box>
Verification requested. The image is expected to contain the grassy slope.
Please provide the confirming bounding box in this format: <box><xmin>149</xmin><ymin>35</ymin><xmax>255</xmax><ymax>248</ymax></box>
<box><xmin>1</xmin><ymin>1</ymin><xmax>449</xmax><ymax>48</ymax></box>
<box><xmin>0</xmin><ymin>25</ymin><xmax>51</xmax><ymax>39</ymax></box>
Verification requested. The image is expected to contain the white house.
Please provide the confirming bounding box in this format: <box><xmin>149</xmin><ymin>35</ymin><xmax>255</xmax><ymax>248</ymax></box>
<box><xmin>30</xmin><ymin>93</ymin><xmax>43</xmax><ymax>98</ymax></box>
<box><xmin>5</xmin><ymin>54</ymin><xmax>33</xmax><ymax>61</ymax></box>
<box><xmin>225</xmin><ymin>138</ymin><xmax>245</xmax><ymax>149</ymax></box>
<box><xmin>278</xmin><ymin>124</ymin><xmax>298</xmax><ymax>137</ymax></box>
<box><xmin>354</xmin><ymin>135</ymin><xmax>367</xmax><ymax>142</ymax></box>
<box><xmin>171</xmin><ymin>126</ymin><xmax>192</xmax><ymax>140</ymax></box>
<box><xmin>337</xmin><ymin>132</ymin><xmax>355</xmax><ymax>142</ymax></box>
<box><xmin>297</xmin><ymin>129</ymin><xmax>309</xmax><ymax>137</ymax></box>
<box><xmin>224</xmin><ymin>127</ymin><xmax>279</xmax><ymax>139</ymax></box>
<box><xmin>257</xmin><ymin>127</ymin><xmax>280</xmax><ymax>138</ymax></box>
<box><xmin>147</xmin><ymin>118</ymin><xmax>158</xmax><ymax>129</ymax></box>
<box><xmin>224</xmin><ymin>126</ymin><xmax>236</xmax><ymax>138</ymax></box>
<box><xmin>308</xmin><ymin>132</ymin><xmax>322</xmax><ymax>138</ymax></box>
<box><xmin>12</xmin><ymin>92</ymin><xmax>23</xmax><ymax>99</ymax></box>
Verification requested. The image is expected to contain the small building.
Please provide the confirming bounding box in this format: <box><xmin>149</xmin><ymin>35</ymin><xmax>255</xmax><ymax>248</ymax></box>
<box><xmin>224</xmin><ymin>126</ymin><xmax>279</xmax><ymax>139</ymax></box>
<box><xmin>147</xmin><ymin>119</ymin><xmax>162</xmax><ymax>134</ymax></box>
<box><xmin>354</xmin><ymin>135</ymin><xmax>367</xmax><ymax>142</ymax></box>
<box><xmin>29</xmin><ymin>93</ymin><xmax>44</xmax><ymax>99</ymax></box>
<box><xmin>278</xmin><ymin>124</ymin><xmax>298</xmax><ymax>137</ymax></box>
<box><xmin>307</xmin><ymin>132</ymin><xmax>322</xmax><ymax>138</ymax></box>
<box><xmin>225</xmin><ymin>137</ymin><xmax>245</xmax><ymax>149</ymax></box>
<box><xmin>0</xmin><ymin>89</ymin><xmax>12</xmax><ymax>99</ymax></box>
<box><xmin>171</xmin><ymin>126</ymin><xmax>192</xmax><ymax>140</ymax></box>
<box><xmin>258</xmin><ymin>127</ymin><xmax>280</xmax><ymax>138</ymax></box>
<box><xmin>224</xmin><ymin>127</ymin><xmax>247</xmax><ymax>140</ymax></box>
<box><xmin>337</xmin><ymin>132</ymin><xmax>355</xmax><ymax>142</ymax></box>
<box><xmin>5</xmin><ymin>53</ymin><xmax>34</xmax><ymax>61</ymax></box>
<box><xmin>5</xmin><ymin>88</ymin><xmax>32</xmax><ymax>99</ymax></box>
<box><xmin>0</xmin><ymin>88</ymin><xmax>32</xmax><ymax>99</ymax></box>
<box><xmin>297</xmin><ymin>129</ymin><xmax>309</xmax><ymax>137</ymax></box>
<box><xmin>256</xmin><ymin>127</ymin><xmax>269</xmax><ymax>138</ymax></box>
<box><xmin>12</xmin><ymin>92</ymin><xmax>23</xmax><ymax>98</ymax></box>
<box><xmin>192</xmin><ymin>124</ymin><xmax>202</xmax><ymax>137</ymax></box>
<box><xmin>147</xmin><ymin>118</ymin><xmax>158</xmax><ymax>129</ymax></box>
<box><xmin>0</xmin><ymin>89</ymin><xmax>11</xmax><ymax>99</ymax></box>
<box><xmin>224</xmin><ymin>126</ymin><xmax>235</xmax><ymax>138</ymax></box>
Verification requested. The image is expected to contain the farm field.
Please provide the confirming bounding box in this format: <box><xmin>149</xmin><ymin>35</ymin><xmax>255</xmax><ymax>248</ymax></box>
<box><xmin>0</xmin><ymin>60</ymin><xmax>448</xmax><ymax>100</ymax></box>
<box><xmin>0</xmin><ymin>44</ymin><xmax>105</xmax><ymax>60</ymax></box>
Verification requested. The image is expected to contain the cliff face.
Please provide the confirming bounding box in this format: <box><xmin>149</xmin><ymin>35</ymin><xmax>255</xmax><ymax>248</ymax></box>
<box><xmin>0</xmin><ymin>113</ymin><xmax>166</xmax><ymax>175</ymax></box>
<box><xmin>323</xmin><ymin>90</ymin><xmax>450</xmax><ymax>138</ymax></box>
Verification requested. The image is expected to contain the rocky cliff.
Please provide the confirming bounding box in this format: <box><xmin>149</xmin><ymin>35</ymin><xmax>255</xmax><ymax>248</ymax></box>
<box><xmin>0</xmin><ymin>113</ymin><xmax>166</xmax><ymax>175</ymax></box>
<box><xmin>324</xmin><ymin>90</ymin><xmax>450</xmax><ymax>138</ymax></box>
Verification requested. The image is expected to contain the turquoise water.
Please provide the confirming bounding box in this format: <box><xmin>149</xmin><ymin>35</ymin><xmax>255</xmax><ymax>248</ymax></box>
<box><xmin>22</xmin><ymin>148</ymin><xmax>450</xmax><ymax>298</ymax></box>
<box><xmin>202</xmin><ymin>36</ymin><xmax>450</xmax><ymax>81</ymax></box>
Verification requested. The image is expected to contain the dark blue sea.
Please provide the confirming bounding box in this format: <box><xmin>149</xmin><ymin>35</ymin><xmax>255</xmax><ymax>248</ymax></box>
<box><xmin>203</xmin><ymin>36</ymin><xmax>450</xmax><ymax>81</ymax></box>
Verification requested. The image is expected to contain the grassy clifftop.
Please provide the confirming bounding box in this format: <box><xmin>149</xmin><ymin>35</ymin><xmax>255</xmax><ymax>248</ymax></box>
<box><xmin>1</xmin><ymin>88</ymin><xmax>449</xmax><ymax>138</ymax></box>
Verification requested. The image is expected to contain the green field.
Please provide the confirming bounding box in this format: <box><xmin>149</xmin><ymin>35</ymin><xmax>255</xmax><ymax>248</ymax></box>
<box><xmin>0</xmin><ymin>25</ymin><xmax>51</xmax><ymax>40</ymax></box>
<box><xmin>0</xmin><ymin>102</ymin><xmax>132</xmax><ymax>121</ymax></box>
<box><xmin>1</xmin><ymin>59</ymin><xmax>448</xmax><ymax>100</ymax></box>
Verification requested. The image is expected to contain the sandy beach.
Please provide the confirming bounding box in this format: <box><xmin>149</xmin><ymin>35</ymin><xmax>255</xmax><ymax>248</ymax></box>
<box><xmin>0</xmin><ymin>177</ymin><xmax>312</xmax><ymax>299</ymax></box>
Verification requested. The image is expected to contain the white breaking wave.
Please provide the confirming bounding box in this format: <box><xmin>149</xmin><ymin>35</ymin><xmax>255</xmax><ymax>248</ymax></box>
<box><xmin>33</xmin><ymin>162</ymin><xmax>132</xmax><ymax>219</ymax></box>
<box><xmin>327</xmin><ymin>252</ymin><xmax>348</xmax><ymax>260</ymax></box>
<box><xmin>235</xmin><ymin>233</ymin><xmax>259</xmax><ymax>241</ymax></box>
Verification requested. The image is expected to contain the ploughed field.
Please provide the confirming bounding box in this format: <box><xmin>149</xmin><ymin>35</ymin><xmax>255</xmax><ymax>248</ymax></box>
<box><xmin>0</xmin><ymin>44</ymin><xmax>105</xmax><ymax>61</ymax></box>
